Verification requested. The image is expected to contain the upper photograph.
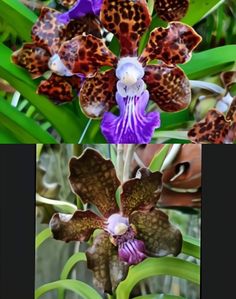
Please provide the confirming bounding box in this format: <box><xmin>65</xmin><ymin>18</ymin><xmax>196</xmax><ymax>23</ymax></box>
<box><xmin>0</xmin><ymin>0</ymin><xmax>235</xmax><ymax>144</ymax></box>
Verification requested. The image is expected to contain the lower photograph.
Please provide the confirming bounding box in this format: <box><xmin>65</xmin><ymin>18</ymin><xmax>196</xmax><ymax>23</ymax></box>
<box><xmin>35</xmin><ymin>144</ymin><xmax>201</xmax><ymax>299</ymax></box>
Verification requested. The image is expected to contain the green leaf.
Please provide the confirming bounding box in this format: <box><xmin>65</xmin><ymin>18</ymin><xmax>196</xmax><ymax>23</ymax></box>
<box><xmin>0</xmin><ymin>97</ymin><xmax>57</xmax><ymax>143</ymax></box>
<box><xmin>181</xmin><ymin>45</ymin><xmax>236</xmax><ymax>79</ymax></box>
<box><xmin>36</xmin><ymin>194</ymin><xmax>77</xmax><ymax>214</ymax></box>
<box><xmin>60</xmin><ymin>252</ymin><xmax>86</xmax><ymax>280</ymax></box>
<box><xmin>159</xmin><ymin>109</ymin><xmax>192</xmax><ymax>130</ymax></box>
<box><xmin>0</xmin><ymin>124</ymin><xmax>20</xmax><ymax>143</ymax></box>
<box><xmin>133</xmin><ymin>295</ymin><xmax>186</xmax><ymax>299</ymax></box>
<box><xmin>154</xmin><ymin>131</ymin><xmax>189</xmax><ymax>141</ymax></box>
<box><xmin>116</xmin><ymin>257</ymin><xmax>200</xmax><ymax>299</ymax></box>
<box><xmin>59</xmin><ymin>252</ymin><xmax>87</xmax><ymax>299</ymax></box>
<box><xmin>182</xmin><ymin>235</ymin><xmax>201</xmax><ymax>259</ymax></box>
<box><xmin>35</xmin><ymin>279</ymin><xmax>103</xmax><ymax>299</ymax></box>
<box><xmin>0</xmin><ymin>0</ymin><xmax>37</xmax><ymax>41</ymax></box>
<box><xmin>35</xmin><ymin>228</ymin><xmax>52</xmax><ymax>250</ymax></box>
<box><xmin>148</xmin><ymin>145</ymin><xmax>171</xmax><ymax>172</ymax></box>
<box><xmin>0</xmin><ymin>43</ymin><xmax>86</xmax><ymax>142</ymax></box>
<box><xmin>182</xmin><ymin>0</ymin><xmax>225</xmax><ymax>26</ymax></box>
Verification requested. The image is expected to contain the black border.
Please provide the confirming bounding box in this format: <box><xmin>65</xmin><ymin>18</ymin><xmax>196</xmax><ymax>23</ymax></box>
<box><xmin>0</xmin><ymin>145</ymin><xmax>35</xmax><ymax>298</ymax></box>
<box><xmin>201</xmin><ymin>145</ymin><xmax>236</xmax><ymax>298</ymax></box>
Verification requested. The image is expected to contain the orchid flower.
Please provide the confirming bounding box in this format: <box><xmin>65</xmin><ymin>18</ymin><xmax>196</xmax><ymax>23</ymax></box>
<box><xmin>12</xmin><ymin>0</ymin><xmax>104</xmax><ymax>103</ymax></box>
<box><xmin>49</xmin><ymin>148</ymin><xmax>182</xmax><ymax>293</ymax></box>
<box><xmin>51</xmin><ymin>0</ymin><xmax>201</xmax><ymax>143</ymax></box>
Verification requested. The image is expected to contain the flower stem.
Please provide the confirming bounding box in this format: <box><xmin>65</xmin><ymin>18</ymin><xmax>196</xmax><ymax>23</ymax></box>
<box><xmin>123</xmin><ymin>144</ymin><xmax>135</xmax><ymax>182</ymax></box>
<box><xmin>78</xmin><ymin>118</ymin><xmax>92</xmax><ymax>144</ymax></box>
<box><xmin>117</xmin><ymin>144</ymin><xmax>124</xmax><ymax>182</ymax></box>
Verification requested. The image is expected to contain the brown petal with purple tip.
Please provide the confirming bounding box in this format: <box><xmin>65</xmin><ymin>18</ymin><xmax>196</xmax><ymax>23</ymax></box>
<box><xmin>188</xmin><ymin>109</ymin><xmax>230</xmax><ymax>144</ymax></box>
<box><xmin>58</xmin><ymin>35</ymin><xmax>117</xmax><ymax>77</ymax></box>
<box><xmin>32</xmin><ymin>7</ymin><xmax>67</xmax><ymax>55</ymax></box>
<box><xmin>155</xmin><ymin>0</ymin><xmax>189</xmax><ymax>22</ymax></box>
<box><xmin>130</xmin><ymin>208</ymin><xmax>182</xmax><ymax>257</ymax></box>
<box><xmin>37</xmin><ymin>73</ymin><xmax>82</xmax><ymax>103</ymax></box>
<box><xmin>144</xmin><ymin>64</ymin><xmax>191</xmax><ymax>112</ymax></box>
<box><xmin>139</xmin><ymin>22</ymin><xmax>202</xmax><ymax>66</ymax></box>
<box><xmin>121</xmin><ymin>168</ymin><xmax>162</xmax><ymax>217</ymax></box>
<box><xmin>12</xmin><ymin>43</ymin><xmax>50</xmax><ymax>79</ymax></box>
<box><xmin>86</xmin><ymin>232</ymin><xmax>129</xmax><ymax>294</ymax></box>
<box><xmin>69</xmin><ymin>148</ymin><xmax>120</xmax><ymax>217</ymax></box>
<box><xmin>100</xmin><ymin>0</ymin><xmax>151</xmax><ymax>56</ymax></box>
<box><xmin>79</xmin><ymin>69</ymin><xmax>117</xmax><ymax>118</ymax></box>
<box><xmin>50</xmin><ymin>210</ymin><xmax>104</xmax><ymax>242</ymax></box>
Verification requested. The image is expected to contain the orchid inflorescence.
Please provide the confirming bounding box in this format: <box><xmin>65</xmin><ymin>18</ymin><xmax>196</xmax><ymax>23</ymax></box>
<box><xmin>12</xmin><ymin>0</ymin><xmax>202</xmax><ymax>143</ymax></box>
<box><xmin>49</xmin><ymin>148</ymin><xmax>182</xmax><ymax>293</ymax></box>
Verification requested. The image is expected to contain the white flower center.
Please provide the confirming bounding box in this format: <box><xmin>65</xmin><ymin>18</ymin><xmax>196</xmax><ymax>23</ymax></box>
<box><xmin>114</xmin><ymin>223</ymin><xmax>128</xmax><ymax>235</ymax></box>
<box><xmin>116</xmin><ymin>57</ymin><xmax>145</xmax><ymax>97</ymax></box>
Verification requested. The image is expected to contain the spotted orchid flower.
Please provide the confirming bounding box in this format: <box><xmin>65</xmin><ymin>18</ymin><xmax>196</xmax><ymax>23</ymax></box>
<box><xmin>12</xmin><ymin>1</ymin><xmax>104</xmax><ymax>103</ymax></box>
<box><xmin>188</xmin><ymin>97</ymin><xmax>236</xmax><ymax>144</ymax></box>
<box><xmin>51</xmin><ymin>0</ymin><xmax>201</xmax><ymax>143</ymax></box>
<box><xmin>49</xmin><ymin>148</ymin><xmax>182</xmax><ymax>293</ymax></box>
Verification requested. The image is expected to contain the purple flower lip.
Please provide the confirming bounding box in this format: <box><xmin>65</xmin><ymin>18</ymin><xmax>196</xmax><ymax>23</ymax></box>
<box><xmin>106</xmin><ymin>213</ymin><xmax>147</xmax><ymax>265</ymax></box>
<box><xmin>57</xmin><ymin>0</ymin><xmax>103</xmax><ymax>24</ymax></box>
<box><xmin>101</xmin><ymin>90</ymin><xmax>161</xmax><ymax>144</ymax></box>
<box><xmin>118</xmin><ymin>238</ymin><xmax>147</xmax><ymax>265</ymax></box>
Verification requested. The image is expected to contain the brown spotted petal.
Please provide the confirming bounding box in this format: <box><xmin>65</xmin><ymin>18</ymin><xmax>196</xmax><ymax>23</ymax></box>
<box><xmin>86</xmin><ymin>232</ymin><xmax>129</xmax><ymax>294</ymax></box>
<box><xmin>144</xmin><ymin>64</ymin><xmax>191</xmax><ymax>112</ymax></box>
<box><xmin>188</xmin><ymin>109</ymin><xmax>230</xmax><ymax>144</ymax></box>
<box><xmin>65</xmin><ymin>16</ymin><xmax>102</xmax><ymax>40</ymax></box>
<box><xmin>50</xmin><ymin>210</ymin><xmax>104</xmax><ymax>242</ymax></box>
<box><xmin>79</xmin><ymin>69</ymin><xmax>117</xmax><ymax>118</ymax></box>
<box><xmin>155</xmin><ymin>0</ymin><xmax>189</xmax><ymax>22</ymax></box>
<box><xmin>58</xmin><ymin>35</ymin><xmax>117</xmax><ymax>77</ymax></box>
<box><xmin>226</xmin><ymin>97</ymin><xmax>236</xmax><ymax>122</ymax></box>
<box><xmin>121</xmin><ymin>168</ymin><xmax>162</xmax><ymax>217</ymax></box>
<box><xmin>130</xmin><ymin>208</ymin><xmax>182</xmax><ymax>257</ymax></box>
<box><xmin>139</xmin><ymin>22</ymin><xmax>202</xmax><ymax>66</ymax></box>
<box><xmin>32</xmin><ymin>7</ymin><xmax>67</xmax><ymax>55</ymax></box>
<box><xmin>69</xmin><ymin>148</ymin><xmax>120</xmax><ymax>217</ymax></box>
<box><xmin>37</xmin><ymin>73</ymin><xmax>81</xmax><ymax>103</ymax></box>
<box><xmin>100</xmin><ymin>0</ymin><xmax>151</xmax><ymax>56</ymax></box>
<box><xmin>12</xmin><ymin>43</ymin><xmax>50</xmax><ymax>79</ymax></box>
<box><xmin>57</xmin><ymin>0</ymin><xmax>77</xmax><ymax>7</ymax></box>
